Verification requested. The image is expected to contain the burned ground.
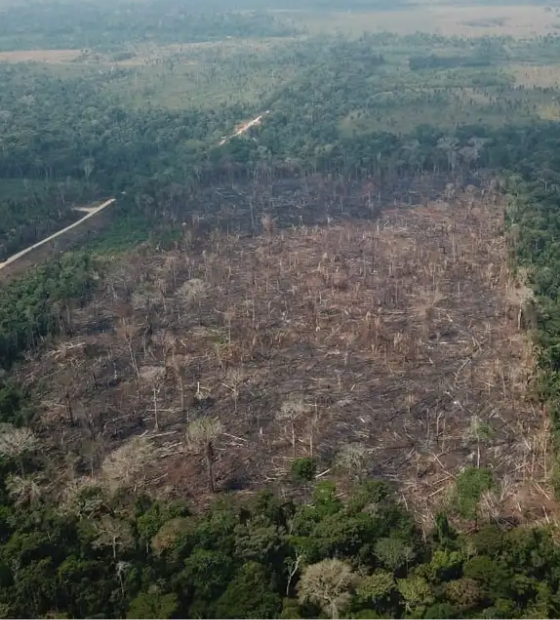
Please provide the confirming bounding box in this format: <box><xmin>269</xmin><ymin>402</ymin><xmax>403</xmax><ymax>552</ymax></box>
<box><xmin>18</xmin><ymin>176</ymin><xmax>549</xmax><ymax>522</ymax></box>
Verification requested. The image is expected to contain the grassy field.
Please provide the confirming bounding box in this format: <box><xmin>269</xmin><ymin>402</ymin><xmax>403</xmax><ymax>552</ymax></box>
<box><xmin>283</xmin><ymin>3</ymin><xmax>560</xmax><ymax>37</ymax></box>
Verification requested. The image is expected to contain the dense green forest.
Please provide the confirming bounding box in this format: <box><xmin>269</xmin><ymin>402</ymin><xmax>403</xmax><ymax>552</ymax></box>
<box><xmin>3</xmin><ymin>0</ymin><xmax>560</xmax><ymax>617</ymax></box>
<box><xmin>0</xmin><ymin>470</ymin><xmax>558</xmax><ymax>619</ymax></box>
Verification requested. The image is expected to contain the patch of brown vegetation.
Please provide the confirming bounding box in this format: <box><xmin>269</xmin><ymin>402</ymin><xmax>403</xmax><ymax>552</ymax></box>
<box><xmin>290</xmin><ymin>4</ymin><xmax>560</xmax><ymax>38</ymax></box>
<box><xmin>508</xmin><ymin>64</ymin><xmax>560</xmax><ymax>89</ymax></box>
<box><xmin>18</xmin><ymin>180</ymin><xmax>549</xmax><ymax>520</ymax></box>
<box><xmin>0</xmin><ymin>49</ymin><xmax>82</xmax><ymax>63</ymax></box>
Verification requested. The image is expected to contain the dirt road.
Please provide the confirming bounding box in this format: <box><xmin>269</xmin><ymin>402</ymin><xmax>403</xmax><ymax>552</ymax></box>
<box><xmin>218</xmin><ymin>111</ymin><xmax>269</xmax><ymax>146</ymax></box>
<box><xmin>1</xmin><ymin>110</ymin><xmax>265</xmax><ymax>273</ymax></box>
<box><xmin>0</xmin><ymin>198</ymin><xmax>116</xmax><ymax>271</ymax></box>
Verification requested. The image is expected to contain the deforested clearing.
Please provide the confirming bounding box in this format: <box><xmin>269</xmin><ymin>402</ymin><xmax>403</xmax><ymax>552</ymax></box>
<box><xmin>19</xmin><ymin>180</ymin><xmax>547</xmax><ymax>521</ymax></box>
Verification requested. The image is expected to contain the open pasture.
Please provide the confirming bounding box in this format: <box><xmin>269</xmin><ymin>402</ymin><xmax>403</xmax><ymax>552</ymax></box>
<box><xmin>287</xmin><ymin>3</ymin><xmax>560</xmax><ymax>38</ymax></box>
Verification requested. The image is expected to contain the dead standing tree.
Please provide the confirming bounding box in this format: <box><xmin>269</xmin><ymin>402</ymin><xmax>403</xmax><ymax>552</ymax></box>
<box><xmin>101</xmin><ymin>436</ymin><xmax>154</xmax><ymax>495</ymax></box>
<box><xmin>139</xmin><ymin>366</ymin><xmax>167</xmax><ymax>431</ymax></box>
<box><xmin>185</xmin><ymin>416</ymin><xmax>223</xmax><ymax>493</ymax></box>
<box><xmin>93</xmin><ymin>515</ymin><xmax>134</xmax><ymax>561</ymax></box>
<box><xmin>336</xmin><ymin>443</ymin><xmax>370</xmax><ymax>483</ymax></box>
<box><xmin>298</xmin><ymin>559</ymin><xmax>357</xmax><ymax>620</ymax></box>
<box><xmin>277</xmin><ymin>396</ymin><xmax>309</xmax><ymax>458</ymax></box>
<box><xmin>116</xmin><ymin>320</ymin><xmax>141</xmax><ymax>377</ymax></box>
<box><xmin>261</xmin><ymin>213</ymin><xmax>274</xmax><ymax>239</ymax></box>
<box><xmin>6</xmin><ymin>473</ymin><xmax>42</xmax><ymax>507</ymax></box>
<box><xmin>0</xmin><ymin>426</ymin><xmax>38</xmax><ymax>475</ymax></box>
<box><xmin>170</xmin><ymin>351</ymin><xmax>189</xmax><ymax>413</ymax></box>
<box><xmin>176</xmin><ymin>278</ymin><xmax>207</xmax><ymax>323</ymax></box>
<box><xmin>223</xmin><ymin>367</ymin><xmax>245</xmax><ymax>413</ymax></box>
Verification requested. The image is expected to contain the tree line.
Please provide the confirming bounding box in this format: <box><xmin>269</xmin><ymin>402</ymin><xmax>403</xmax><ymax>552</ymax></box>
<box><xmin>0</xmin><ymin>440</ymin><xmax>556</xmax><ymax>619</ymax></box>
<box><xmin>0</xmin><ymin>0</ymin><xmax>298</xmax><ymax>51</ymax></box>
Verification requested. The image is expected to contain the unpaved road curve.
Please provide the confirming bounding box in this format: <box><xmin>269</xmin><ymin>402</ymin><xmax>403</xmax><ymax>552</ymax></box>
<box><xmin>218</xmin><ymin>111</ymin><xmax>269</xmax><ymax>146</ymax></box>
<box><xmin>0</xmin><ymin>198</ymin><xmax>116</xmax><ymax>271</ymax></box>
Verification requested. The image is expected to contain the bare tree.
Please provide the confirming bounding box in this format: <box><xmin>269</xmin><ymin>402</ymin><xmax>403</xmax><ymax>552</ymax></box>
<box><xmin>116</xmin><ymin>320</ymin><xmax>140</xmax><ymax>376</ymax></box>
<box><xmin>261</xmin><ymin>213</ymin><xmax>275</xmax><ymax>237</ymax></box>
<box><xmin>286</xmin><ymin>553</ymin><xmax>304</xmax><ymax>596</ymax></box>
<box><xmin>139</xmin><ymin>366</ymin><xmax>167</xmax><ymax>431</ymax></box>
<box><xmin>336</xmin><ymin>443</ymin><xmax>370</xmax><ymax>482</ymax></box>
<box><xmin>170</xmin><ymin>352</ymin><xmax>189</xmax><ymax>412</ymax></box>
<box><xmin>59</xmin><ymin>477</ymin><xmax>104</xmax><ymax>520</ymax></box>
<box><xmin>505</xmin><ymin>269</ymin><xmax>533</xmax><ymax>331</ymax></box>
<box><xmin>223</xmin><ymin>309</ymin><xmax>235</xmax><ymax>348</ymax></box>
<box><xmin>0</xmin><ymin>426</ymin><xmax>38</xmax><ymax>475</ymax></box>
<box><xmin>131</xmin><ymin>285</ymin><xmax>156</xmax><ymax>316</ymax></box>
<box><xmin>468</xmin><ymin>415</ymin><xmax>494</xmax><ymax>469</ymax></box>
<box><xmin>185</xmin><ymin>417</ymin><xmax>223</xmax><ymax>493</ymax></box>
<box><xmin>93</xmin><ymin>515</ymin><xmax>134</xmax><ymax>560</ymax></box>
<box><xmin>6</xmin><ymin>474</ymin><xmax>42</xmax><ymax>507</ymax></box>
<box><xmin>101</xmin><ymin>436</ymin><xmax>154</xmax><ymax>494</ymax></box>
<box><xmin>163</xmin><ymin>254</ymin><xmax>180</xmax><ymax>288</ymax></box>
<box><xmin>277</xmin><ymin>396</ymin><xmax>308</xmax><ymax>457</ymax></box>
<box><xmin>81</xmin><ymin>157</ymin><xmax>95</xmax><ymax>181</ymax></box>
<box><xmin>116</xmin><ymin>560</ymin><xmax>131</xmax><ymax>598</ymax></box>
<box><xmin>80</xmin><ymin>437</ymin><xmax>105</xmax><ymax>476</ymax></box>
<box><xmin>150</xmin><ymin>329</ymin><xmax>176</xmax><ymax>364</ymax></box>
<box><xmin>223</xmin><ymin>367</ymin><xmax>245</xmax><ymax>412</ymax></box>
<box><xmin>177</xmin><ymin>278</ymin><xmax>207</xmax><ymax>322</ymax></box>
<box><xmin>298</xmin><ymin>559</ymin><xmax>357</xmax><ymax>619</ymax></box>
